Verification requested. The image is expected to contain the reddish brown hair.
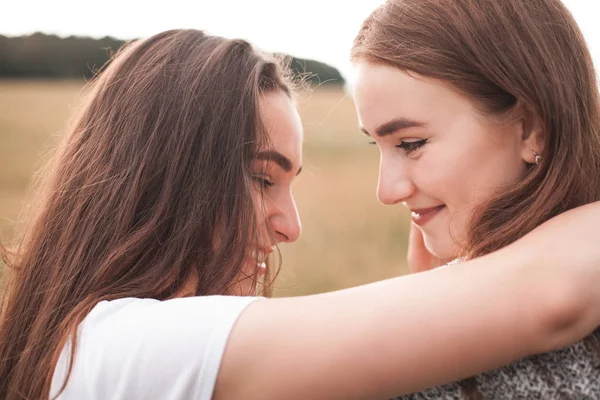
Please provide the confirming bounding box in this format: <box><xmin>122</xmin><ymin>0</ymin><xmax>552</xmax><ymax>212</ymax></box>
<box><xmin>352</xmin><ymin>0</ymin><xmax>600</xmax><ymax>397</ymax></box>
<box><xmin>0</xmin><ymin>29</ymin><xmax>293</xmax><ymax>399</ymax></box>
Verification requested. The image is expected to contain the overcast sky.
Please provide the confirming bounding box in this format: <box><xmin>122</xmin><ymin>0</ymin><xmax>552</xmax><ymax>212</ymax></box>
<box><xmin>4</xmin><ymin>0</ymin><xmax>600</xmax><ymax>85</ymax></box>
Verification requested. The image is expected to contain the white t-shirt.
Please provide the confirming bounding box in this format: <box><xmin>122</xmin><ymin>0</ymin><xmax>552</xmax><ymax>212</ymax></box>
<box><xmin>50</xmin><ymin>295</ymin><xmax>261</xmax><ymax>400</ymax></box>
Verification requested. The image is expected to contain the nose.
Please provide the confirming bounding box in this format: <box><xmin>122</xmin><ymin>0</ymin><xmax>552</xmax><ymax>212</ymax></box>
<box><xmin>377</xmin><ymin>154</ymin><xmax>415</xmax><ymax>205</ymax></box>
<box><xmin>267</xmin><ymin>192</ymin><xmax>302</xmax><ymax>243</ymax></box>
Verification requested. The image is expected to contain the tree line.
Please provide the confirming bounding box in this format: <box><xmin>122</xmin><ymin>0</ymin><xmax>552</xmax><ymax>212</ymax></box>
<box><xmin>0</xmin><ymin>33</ymin><xmax>345</xmax><ymax>86</ymax></box>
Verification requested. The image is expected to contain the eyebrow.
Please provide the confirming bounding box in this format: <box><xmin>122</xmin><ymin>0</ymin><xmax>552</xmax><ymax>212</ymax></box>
<box><xmin>361</xmin><ymin>118</ymin><xmax>426</xmax><ymax>137</ymax></box>
<box><xmin>256</xmin><ymin>150</ymin><xmax>302</xmax><ymax>176</ymax></box>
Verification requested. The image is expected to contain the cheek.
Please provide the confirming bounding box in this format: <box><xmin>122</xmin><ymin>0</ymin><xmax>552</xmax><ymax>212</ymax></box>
<box><xmin>252</xmin><ymin>187</ymin><xmax>271</xmax><ymax>219</ymax></box>
<box><xmin>416</xmin><ymin>135</ymin><xmax>527</xmax><ymax>229</ymax></box>
<box><xmin>413</xmin><ymin>147</ymin><xmax>487</xmax><ymax>257</ymax></box>
<box><xmin>413</xmin><ymin>144</ymin><xmax>478</xmax><ymax>207</ymax></box>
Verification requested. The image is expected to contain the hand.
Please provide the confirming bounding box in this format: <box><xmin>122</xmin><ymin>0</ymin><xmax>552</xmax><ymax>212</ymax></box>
<box><xmin>407</xmin><ymin>222</ymin><xmax>441</xmax><ymax>273</ymax></box>
<box><xmin>406</xmin><ymin>222</ymin><xmax>453</xmax><ymax>273</ymax></box>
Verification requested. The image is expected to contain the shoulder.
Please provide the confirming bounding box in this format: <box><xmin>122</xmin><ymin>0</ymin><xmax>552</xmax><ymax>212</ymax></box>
<box><xmin>87</xmin><ymin>295</ymin><xmax>261</xmax><ymax>330</ymax></box>
<box><xmin>52</xmin><ymin>296</ymin><xmax>262</xmax><ymax>400</ymax></box>
<box><xmin>475</xmin><ymin>335</ymin><xmax>600</xmax><ymax>398</ymax></box>
<box><xmin>80</xmin><ymin>296</ymin><xmax>262</xmax><ymax>356</ymax></box>
<box><xmin>398</xmin><ymin>334</ymin><xmax>600</xmax><ymax>399</ymax></box>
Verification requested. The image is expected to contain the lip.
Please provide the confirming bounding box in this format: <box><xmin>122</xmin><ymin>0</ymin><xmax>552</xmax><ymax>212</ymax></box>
<box><xmin>410</xmin><ymin>205</ymin><xmax>445</xmax><ymax>226</ymax></box>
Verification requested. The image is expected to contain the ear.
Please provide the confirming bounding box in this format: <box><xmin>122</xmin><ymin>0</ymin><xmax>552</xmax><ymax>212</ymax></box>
<box><xmin>520</xmin><ymin>107</ymin><xmax>544</xmax><ymax>164</ymax></box>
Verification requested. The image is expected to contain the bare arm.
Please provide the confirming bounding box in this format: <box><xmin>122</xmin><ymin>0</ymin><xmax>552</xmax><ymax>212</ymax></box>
<box><xmin>215</xmin><ymin>202</ymin><xmax>600</xmax><ymax>400</ymax></box>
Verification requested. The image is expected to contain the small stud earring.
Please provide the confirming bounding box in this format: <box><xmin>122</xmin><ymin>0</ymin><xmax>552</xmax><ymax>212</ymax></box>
<box><xmin>533</xmin><ymin>150</ymin><xmax>541</xmax><ymax>165</ymax></box>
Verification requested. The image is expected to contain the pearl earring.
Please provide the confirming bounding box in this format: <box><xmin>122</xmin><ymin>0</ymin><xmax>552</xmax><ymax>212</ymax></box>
<box><xmin>533</xmin><ymin>150</ymin><xmax>541</xmax><ymax>165</ymax></box>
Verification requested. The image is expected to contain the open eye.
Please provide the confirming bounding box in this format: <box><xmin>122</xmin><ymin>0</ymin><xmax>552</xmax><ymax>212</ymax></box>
<box><xmin>397</xmin><ymin>139</ymin><xmax>428</xmax><ymax>154</ymax></box>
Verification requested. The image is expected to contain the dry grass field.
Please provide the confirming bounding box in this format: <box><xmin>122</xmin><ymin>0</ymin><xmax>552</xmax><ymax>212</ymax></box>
<box><xmin>0</xmin><ymin>80</ymin><xmax>411</xmax><ymax>296</ymax></box>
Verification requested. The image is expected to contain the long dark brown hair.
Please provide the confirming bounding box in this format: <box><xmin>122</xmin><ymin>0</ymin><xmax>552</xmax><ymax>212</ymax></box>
<box><xmin>0</xmin><ymin>29</ymin><xmax>294</xmax><ymax>400</ymax></box>
<box><xmin>352</xmin><ymin>0</ymin><xmax>600</xmax><ymax>398</ymax></box>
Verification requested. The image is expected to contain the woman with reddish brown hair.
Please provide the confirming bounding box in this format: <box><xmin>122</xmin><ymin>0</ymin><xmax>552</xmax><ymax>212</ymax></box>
<box><xmin>2</xmin><ymin>28</ymin><xmax>600</xmax><ymax>400</ymax></box>
<box><xmin>352</xmin><ymin>0</ymin><xmax>600</xmax><ymax>398</ymax></box>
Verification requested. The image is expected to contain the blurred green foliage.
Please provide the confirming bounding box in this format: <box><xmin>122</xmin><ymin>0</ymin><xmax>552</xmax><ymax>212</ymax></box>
<box><xmin>0</xmin><ymin>33</ymin><xmax>345</xmax><ymax>86</ymax></box>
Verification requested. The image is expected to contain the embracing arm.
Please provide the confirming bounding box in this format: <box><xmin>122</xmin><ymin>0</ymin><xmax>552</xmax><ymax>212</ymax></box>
<box><xmin>215</xmin><ymin>202</ymin><xmax>600</xmax><ymax>400</ymax></box>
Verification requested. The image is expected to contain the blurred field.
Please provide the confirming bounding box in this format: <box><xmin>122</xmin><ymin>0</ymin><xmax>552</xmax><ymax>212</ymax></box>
<box><xmin>0</xmin><ymin>80</ymin><xmax>411</xmax><ymax>296</ymax></box>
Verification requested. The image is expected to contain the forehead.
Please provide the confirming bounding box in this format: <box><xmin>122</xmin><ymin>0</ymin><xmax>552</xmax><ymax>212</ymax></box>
<box><xmin>259</xmin><ymin>90</ymin><xmax>303</xmax><ymax>164</ymax></box>
<box><xmin>352</xmin><ymin>62</ymin><xmax>475</xmax><ymax>129</ymax></box>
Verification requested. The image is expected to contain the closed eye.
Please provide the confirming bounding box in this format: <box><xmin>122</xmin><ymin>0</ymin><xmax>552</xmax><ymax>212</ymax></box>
<box><xmin>253</xmin><ymin>176</ymin><xmax>274</xmax><ymax>189</ymax></box>
<box><xmin>397</xmin><ymin>139</ymin><xmax>428</xmax><ymax>154</ymax></box>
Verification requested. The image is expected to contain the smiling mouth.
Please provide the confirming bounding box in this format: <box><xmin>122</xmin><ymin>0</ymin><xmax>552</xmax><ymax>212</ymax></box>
<box><xmin>248</xmin><ymin>248</ymin><xmax>272</xmax><ymax>275</ymax></box>
<box><xmin>411</xmin><ymin>205</ymin><xmax>445</xmax><ymax>226</ymax></box>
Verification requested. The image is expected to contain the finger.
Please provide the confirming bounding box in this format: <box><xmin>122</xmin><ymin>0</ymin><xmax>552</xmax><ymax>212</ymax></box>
<box><xmin>407</xmin><ymin>222</ymin><xmax>434</xmax><ymax>273</ymax></box>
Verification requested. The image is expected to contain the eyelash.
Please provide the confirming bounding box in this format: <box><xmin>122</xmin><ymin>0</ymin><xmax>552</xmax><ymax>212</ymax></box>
<box><xmin>397</xmin><ymin>139</ymin><xmax>428</xmax><ymax>154</ymax></box>
<box><xmin>253</xmin><ymin>176</ymin><xmax>274</xmax><ymax>189</ymax></box>
<box><xmin>368</xmin><ymin>139</ymin><xmax>428</xmax><ymax>154</ymax></box>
